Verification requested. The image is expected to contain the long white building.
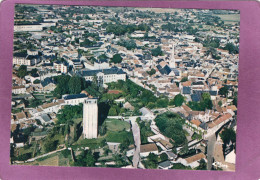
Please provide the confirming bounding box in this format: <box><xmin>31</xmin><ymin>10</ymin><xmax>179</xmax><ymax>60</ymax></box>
<box><xmin>77</xmin><ymin>66</ymin><xmax>126</xmax><ymax>86</ymax></box>
<box><xmin>83</xmin><ymin>98</ymin><xmax>98</xmax><ymax>139</ymax></box>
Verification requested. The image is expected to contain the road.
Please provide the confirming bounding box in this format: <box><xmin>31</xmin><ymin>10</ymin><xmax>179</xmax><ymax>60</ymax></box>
<box><xmin>130</xmin><ymin>117</ymin><xmax>141</xmax><ymax>168</ymax></box>
<box><xmin>206</xmin><ymin>134</ymin><xmax>216</xmax><ymax>170</ymax></box>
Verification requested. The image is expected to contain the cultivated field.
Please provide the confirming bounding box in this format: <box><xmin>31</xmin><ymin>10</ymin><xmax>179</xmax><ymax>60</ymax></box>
<box><xmin>215</xmin><ymin>14</ymin><xmax>240</xmax><ymax>24</ymax></box>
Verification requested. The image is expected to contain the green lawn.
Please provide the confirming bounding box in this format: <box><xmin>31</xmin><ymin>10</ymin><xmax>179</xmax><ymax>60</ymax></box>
<box><xmin>105</xmin><ymin>119</ymin><xmax>130</xmax><ymax>132</ymax></box>
<box><xmin>105</xmin><ymin>131</ymin><xmax>134</xmax><ymax>144</ymax></box>
<box><xmin>72</xmin><ymin>137</ymin><xmax>105</xmax><ymax>149</ymax></box>
<box><xmin>215</xmin><ymin>14</ymin><xmax>240</xmax><ymax>22</ymax></box>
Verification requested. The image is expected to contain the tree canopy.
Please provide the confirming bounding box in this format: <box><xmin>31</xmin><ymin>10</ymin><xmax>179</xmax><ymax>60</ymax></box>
<box><xmin>53</xmin><ymin>75</ymin><xmax>88</xmax><ymax>98</ymax></box>
<box><xmin>181</xmin><ymin>77</ymin><xmax>188</xmax><ymax>82</ymax></box>
<box><xmin>220</xmin><ymin>128</ymin><xmax>236</xmax><ymax>145</ymax></box>
<box><xmin>111</xmin><ymin>54</ymin><xmax>123</xmax><ymax>64</ymax></box>
<box><xmin>73</xmin><ymin>150</ymin><xmax>96</xmax><ymax>167</ymax></box>
<box><xmin>146</xmin><ymin>68</ymin><xmax>156</xmax><ymax>76</ymax></box>
<box><xmin>57</xmin><ymin>104</ymin><xmax>83</xmax><ymax>124</ymax></box>
<box><xmin>219</xmin><ymin>86</ymin><xmax>228</xmax><ymax>97</ymax></box>
<box><xmin>173</xmin><ymin>94</ymin><xmax>184</xmax><ymax>107</ymax></box>
<box><xmin>17</xmin><ymin>65</ymin><xmax>27</xmax><ymax>78</ymax></box>
<box><xmin>155</xmin><ymin>112</ymin><xmax>186</xmax><ymax>146</ymax></box>
<box><xmin>223</xmin><ymin>42</ymin><xmax>239</xmax><ymax>54</ymax></box>
<box><xmin>151</xmin><ymin>46</ymin><xmax>163</xmax><ymax>56</ymax></box>
<box><xmin>188</xmin><ymin>92</ymin><xmax>213</xmax><ymax>111</ymax></box>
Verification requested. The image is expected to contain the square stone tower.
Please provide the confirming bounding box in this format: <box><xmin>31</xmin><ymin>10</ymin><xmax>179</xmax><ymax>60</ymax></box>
<box><xmin>83</xmin><ymin>98</ymin><xmax>98</xmax><ymax>139</ymax></box>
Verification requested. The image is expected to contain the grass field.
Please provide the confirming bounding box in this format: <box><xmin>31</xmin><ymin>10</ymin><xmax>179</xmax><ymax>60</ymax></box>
<box><xmin>105</xmin><ymin>131</ymin><xmax>134</xmax><ymax>144</ymax></box>
<box><xmin>37</xmin><ymin>154</ymin><xmax>59</xmax><ymax>166</ymax></box>
<box><xmin>215</xmin><ymin>14</ymin><xmax>240</xmax><ymax>24</ymax></box>
<box><xmin>105</xmin><ymin>119</ymin><xmax>130</xmax><ymax>132</ymax></box>
<box><xmin>22</xmin><ymin>152</ymin><xmax>60</xmax><ymax>166</ymax></box>
<box><xmin>73</xmin><ymin>137</ymin><xmax>105</xmax><ymax>149</ymax></box>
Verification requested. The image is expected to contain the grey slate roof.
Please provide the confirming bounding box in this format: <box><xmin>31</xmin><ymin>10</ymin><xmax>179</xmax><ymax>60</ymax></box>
<box><xmin>199</xmin><ymin>122</ymin><xmax>208</xmax><ymax>130</ymax></box>
<box><xmin>157</xmin><ymin>65</ymin><xmax>172</xmax><ymax>75</ymax></box>
<box><xmin>171</xmin><ymin>68</ymin><xmax>180</xmax><ymax>76</ymax></box>
<box><xmin>41</xmin><ymin>77</ymin><xmax>55</xmax><ymax>87</ymax></box>
<box><xmin>192</xmin><ymin>81</ymin><xmax>204</xmax><ymax>86</ymax></box>
<box><xmin>64</xmin><ymin>94</ymin><xmax>87</xmax><ymax>100</ymax></box>
<box><xmin>41</xmin><ymin>114</ymin><xmax>51</xmax><ymax>122</ymax></box>
<box><xmin>191</xmin><ymin>92</ymin><xmax>201</xmax><ymax>102</ymax></box>
<box><xmin>166</xmin><ymin>151</ymin><xmax>177</xmax><ymax>159</ymax></box>
<box><xmin>158</xmin><ymin>160</ymin><xmax>172</xmax><ymax>168</ymax></box>
<box><xmin>183</xmin><ymin>86</ymin><xmax>191</xmax><ymax>94</ymax></box>
<box><xmin>79</xmin><ymin>67</ymin><xmax>126</xmax><ymax>77</ymax></box>
<box><xmin>209</xmin><ymin>91</ymin><xmax>217</xmax><ymax>96</ymax></box>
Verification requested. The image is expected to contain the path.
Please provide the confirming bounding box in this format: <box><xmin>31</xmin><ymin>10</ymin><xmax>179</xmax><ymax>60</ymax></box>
<box><xmin>206</xmin><ymin>134</ymin><xmax>216</xmax><ymax>170</ymax></box>
<box><xmin>130</xmin><ymin>117</ymin><xmax>141</xmax><ymax>168</ymax></box>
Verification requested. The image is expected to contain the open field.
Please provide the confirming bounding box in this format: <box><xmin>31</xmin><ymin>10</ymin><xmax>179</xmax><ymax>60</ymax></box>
<box><xmin>105</xmin><ymin>131</ymin><xmax>134</xmax><ymax>144</ymax></box>
<box><xmin>105</xmin><ymin>118</ymin><xmax>130</xmax><ymax>132</ymax></box>
<box><xmin>215</xmin><ymin>14</ymin><xmax>240</xmax><ymax>23</ymax></box>
<box><xmin>37</xmin><ymin>154</ymin><xmax>59</xmax><ymax>166</ymax></box>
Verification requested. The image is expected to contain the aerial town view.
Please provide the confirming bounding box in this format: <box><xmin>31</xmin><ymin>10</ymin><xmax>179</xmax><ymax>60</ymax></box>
<box><xmin>10</xmin><ymin>4</ymin><xmax>240</xmax><ymax>171</ymax></box>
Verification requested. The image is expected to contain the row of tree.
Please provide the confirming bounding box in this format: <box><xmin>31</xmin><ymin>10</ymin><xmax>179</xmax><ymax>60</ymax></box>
<box><xmin>53</xmin><ymin>75</ymin><xmax>88</xmax><ymax>98</ymax></box>
<box><xmin>105</xmin><ymin>23</ymin><xmax>150</xmax><ymax>36</ymax></box>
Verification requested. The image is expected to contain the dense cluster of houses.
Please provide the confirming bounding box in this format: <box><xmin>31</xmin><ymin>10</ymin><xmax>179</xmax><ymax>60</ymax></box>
<box><xmin>11</xmin><ymin>5</ymin><xmax>239</xmax><ymax>170</ymax></box>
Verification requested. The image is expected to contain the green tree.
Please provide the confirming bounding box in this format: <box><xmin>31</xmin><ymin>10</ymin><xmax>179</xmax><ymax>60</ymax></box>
<box><xmin>108</xmin><ymin>107</ymin><xmax>117</xmax><ymax>116</ymax></box>
<box><xmin>220</xmin><ymin>128</ymin><xmax>236</xmax><ymax>145</ymax></box>
<box><xmin>144</xmin><ymin>153</ymin><xmax>158</xmax><ymax>169</ymax></box>
<box><xmin>173</xmin><ymin>94</ymin><xmax>184</xmax><ymax>107</ymax></box>
<box><xmin>171</xmin><ymin>163</ymin><xmax>192</xmax><ymax>170</ymax></box>
<box><xmin>155</xmin><ymin>112</ymin><xmax>186</xmax><ymax>146</ymax></box>
<box><xmin>98</xmin><ymin>54</ymin><xmax>108</xmax><ymax>60</ymax></box>
<box><xmin>17</xmin><ymin>65</ymin><xmax>27</xmax><ymax>78</ymax></box>
<box><xmin>43</xmin><ymin>139</ymin><xmax>58</xmax><ymax>153</ymax></box>
<box><xmin>201</xmin><ymin>92</ymin><xmax>213</xmax><ymax>110</ymax></box>
<box><xmin>74</xmin><ymin>150</ymin><xmax>96</xmax><ymax>167</ymax></box>
<box><xmin>156</xmin><ymin>98</ymin><xmax>169</xmax><ymax>108</ymax></box>
<box><xmin>68</xmin><ymin>76</ymin><xmax>82</xmax><ymax>94</ymax></box>
<box><xmin>111</xmin><ymin>54</ymin><xmax>123</xmax><ymax>64</ymax></box>
<box><xmin>30</xmin><ymin>68</ymin><xmax>38</xmax><ymax>77</ymax></box>
<box><xmin>218</xmin><ymin>100</ymin><xmax>222</xmax><ymax>107</ymax></box>
<box><xmin>33</xmin><ymin>79</ymin><xmax>40</xmax><ymax>84</ymax></box>
<box><xmin>181</xmin><ymin>77</ymin><xmax>188</xmax><ymax>82</ymax></box>
<box><xmin>119</xmin><ymin>137</ymin><xmax>130</xmax><ymax>152</ymax></box>
<box><xmin>53</xmin><ymin>75</ymin><xmax>71</xmax><ymax>98</ymax></box>
<box><xmin>151</xmin><ymin>46</ymin><xmax>163</xmax><ymax>56</ymax></box>
<box><xmin>36</xmin><ymin>15</ymin><xmax>43</xmax><ymax>23</ymax></box>
<box><xmin>17</xmin><ymin>153</ymin><xmax>32</xmax><ymax>162</ymax></box>
<box><xmin>147</xmin><ymin>68</ymin><xmax>156</xmax><ymax>76</ymax></box>
<box><xmin>76</xmin><ymin>16</ymin><xmax>82</xmax><ymax>22</ymax></box>
<box><xmin>61</xmin><ymin>149</ymin><xmax>71</xmax><ymax>158</ymax></box>
<box><xmin>196</xmin><ymin>159</ymin><xmax>207</xmax><ymax>170</ymax></box>
<box><xmin>223</xmin><ymin>42</ymin><xmax>239</xmax><ymax>54</ymax></box>
<box><xmin>160</xmin><ymin>153</ymin><xmax>168</xmax><ymax>161</ymax></box>
<box><xmin>219</xmin><ymin>86</ymin><xmax>228</xmax><ymax>97</ymax></box>
<box><xmin>57</xmin><ymin>105</ymin><xmax>83</xmax><ymax>124</ymax></box>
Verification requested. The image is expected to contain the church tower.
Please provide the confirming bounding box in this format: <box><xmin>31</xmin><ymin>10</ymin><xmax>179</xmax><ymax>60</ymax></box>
<box><xmin>83</xmin><ymin>99</ymin><xmax>98</xmax><ymax>139</ymax></box>
<box><xmin>169</xmin><ymin>43</ymin><xmax>176</xmax><ymax>68</ymax></box>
